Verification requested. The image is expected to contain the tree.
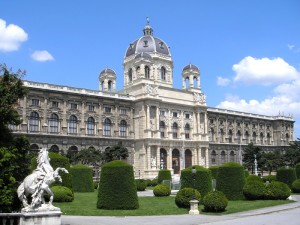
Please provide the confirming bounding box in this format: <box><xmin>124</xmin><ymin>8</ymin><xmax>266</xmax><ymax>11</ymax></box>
<box><xmin>0</xmin><ymin>65</ymin><xmax>30</xmax><ymax>212</ymax></box>
<box><xmin>75</xmin><ymin>148</ymin><xmax>103</xmax><ymax>166</ymax></box>
<box><xmin>242</xmin><ymin>142</ymin><xmax>263</xmax><ymax>174</ymax></box>
<box><xmin>284</xmin><ymin>139</ymin><xmax>300</xmax><ymax>167</ymax></box>
<box><xmin>0</xmin><ymin>64</ymin><xmax>27</xmax><ymax>146</ymax></box>
<box><xmin>102</xmin><ymin>141</ymin><xmax>129</xmax><ymax>163</ymax></box>
<box><xmin>260</xmin><ymin>150</ymin><xmax>283</xmax><ymax>175</ymax></box>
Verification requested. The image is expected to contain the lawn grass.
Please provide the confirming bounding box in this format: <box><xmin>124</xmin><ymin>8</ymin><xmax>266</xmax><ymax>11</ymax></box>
<box><xmin>54</xmin><ymin>191</ymin><xmax>293</xmax><ymax>216</ymax></box>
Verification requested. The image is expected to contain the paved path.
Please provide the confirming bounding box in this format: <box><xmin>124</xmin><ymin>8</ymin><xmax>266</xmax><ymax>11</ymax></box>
<box><xmin>61</xmin><ymin>194</ymin><xmax>300</xmax><ymax>225</ymax></box>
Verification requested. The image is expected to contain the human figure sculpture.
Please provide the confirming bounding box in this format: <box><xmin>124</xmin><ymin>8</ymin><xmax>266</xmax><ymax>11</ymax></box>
<box><xmin>17</xmin><ymin>148</ymin><xmax>68</xmax><ymax>212</ymax></box>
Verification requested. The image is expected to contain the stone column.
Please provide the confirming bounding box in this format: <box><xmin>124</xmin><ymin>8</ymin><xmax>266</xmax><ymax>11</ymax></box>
<box><xmin>62</xmin><ymin>100</ymin><xmax>67</xmax><ymax>135</ymax></box>
<box><xmin>42</xmin><ymin>98</ymin><xmax>48</xmax><ymax>133</ymax></box>
<box><xmin>156</xmin><ymin>106</ymin><xmax>160</xmax><ymax>132</ymax></box>
<box><xmin>189</xmin><ymin>75</ymin><xmax>193</xmax><ymax>88</ymax></box>
<box><xmin>81</xmin><ymin>102</ymin><xmax>85</xmax><ymax>135</ymax></box>
<box><xmin>197</xmin><ymin>77</ymin><xmax>200</xmax><ymax>89</ymax></box>
<box><xmin>21</xmin><ymin>96</ymin><xmax>27</xmax><ymax>132</ymax></box>
<box><xmin>182</xmin><ymin>77</ymin><xmax>186</xmax><ymax>89</ymax></box>
<box><xmin>181</xmin><ymin>110</ymin><xmax>184</xmax><ymax>139</ymax></box>
<box><xmin>156</xmin><ymin>146</ymin><xmax>160</xmax><ymax>170</ymax></box>
<box><xmin>146</xmin><ymin>105</ymin><xmax>149</xmax><ymax>130</ymax></box>
<box><xmin>205</xmin><ymin>147</ymin><xmax>209</xmax><ymax>168</ymax></box>
<box><xmin>167</xmin><ymin>148</ymin><xmax>172</xmax><ymax>170</ymax></box>
<box><xmin>147</xmin><ymin>145</ymin><xmax>151</xmax><ymax>170</ymax></box>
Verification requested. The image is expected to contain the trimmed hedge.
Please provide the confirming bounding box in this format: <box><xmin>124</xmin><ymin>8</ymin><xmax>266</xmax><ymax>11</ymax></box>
<box><xmin>265</xmin><ymin>181</ymin><xmax>291</xmax><ymax>200</ymax></box>
<box><xmin>181</xmin><ymin>165</ymin><xmax>213</xmax><ymax>200</ymax></box>
<box><xmin>296</xmin><ymin>163</ymin><xmax>300</xmax><ymax>179</ymax></box>
<box><xmin>97</xmin><ymin>160</ymin><xmax>139</xmax><ymax>210</ymax></box>
<box><xmin>203</xmin><ymin>191</ymin><xmax>228</xmax><ymax>212</ymax></box>
<box><xmin>244</xmin><ymin>170</ymin><xmax>250</xmax><ymax>178</ymax></box>
<box><xmin>175</xmin><ymin>188</ymin><xmax>201</xmax><ymax>209</ymax></box>
<box><xmin>157</xmin><ymin>169</ymin><xmax>172</xmax><ymax>184</ymax></box>
<box><xmin>31</xmin><ymin>152</ymin><xmax>72</xmax><ymax>190</ymax></box>
<box><xmin>51</xmin><ymin>186</ymin><xmax>74</xmax><ymax>202</ymax></box>
<box><xmin>71</xmin><ymin>164</ymin><xmax>94</xmax><ymax>192</ymax></box>
<box><xmin>209</xmin><ymin>166</ymin><xmax>219</xmax><ymax>179</ymax></box>
<box><xmin>94</xmin><ymin>182</ymin><xmax>99</xmax><ymax>189</ymax></box>
<box><xmin>245</xmin><ymin>175</ymin><xmax>263</xmax><ymax>183</ymax></box>
<box><xmin>216</xmin><ymin>162</ymin><xmax>245</xmax><ymax>200</ymax></box>
<box><xmin>243</xmin><ymin>180</ymin><xmax>266</xmax><ymax>200</ymax></box>
<box><xmin>276</xmin><ymin>167</ymin><xmax>297</xmax><ymax>188</ymax></box>
<box><xmin>147</xmin><ymin>178</ymin><xmax>158</xmax><ymax>187</ymax></box>
<box><xmin>136</xmin><ymin>179</ymin><xmax>147</xmax><ymax>191</ymax></box>
<box><xmin>262</xmin><ymin>175</ymin><xmax>276</xmax><ymax>183</ymax></box>
<box><xmin>292</xmin><ymin>179</ymin><xmax>300</xmax><ymax>193</ymax></box>
<box><xmin>153</xmin><ymin>184</ymin><xmax>171</xmax><ymax>197</ymax></box>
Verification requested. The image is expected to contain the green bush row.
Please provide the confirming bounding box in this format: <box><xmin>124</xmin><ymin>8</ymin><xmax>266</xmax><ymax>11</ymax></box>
<box><xmin>71</xmin><ymin>164</ymin><xmax>94</xmax><ymax>192</ymax></box>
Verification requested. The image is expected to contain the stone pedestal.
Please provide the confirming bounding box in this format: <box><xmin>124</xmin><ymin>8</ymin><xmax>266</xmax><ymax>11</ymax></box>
<box><xmin>189</xmin><ymin>199</ymin><xmax>199</xmax><ymax>215</ymax></box>
<box><xmin>20</xmin><ymin>211</ymin><xmax>62</xmax><ymax>225</ymax></box>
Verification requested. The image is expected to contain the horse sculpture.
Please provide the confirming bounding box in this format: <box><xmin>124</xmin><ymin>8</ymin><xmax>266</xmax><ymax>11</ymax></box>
<box><xmin>17</xmin><ymin>148</ymin><xmax>68</xmax><ymax>212</ymax></box>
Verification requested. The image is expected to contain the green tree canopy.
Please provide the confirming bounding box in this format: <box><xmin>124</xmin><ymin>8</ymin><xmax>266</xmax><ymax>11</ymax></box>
<box><xmin>102</xmin><ymin>141</ymin><xmax>129</xmax><ymax>163</ymax></box>
<box><xmin>260</xmin><ymin>150</ymin><xmax>283</xmax><ymax>175</ymax></box>
<box><xmin>75</xmin><ymin>148</ymin><xmax>103</xmax><ymax>166</ymax></box>
<box><xmin>284</xmin><ymin>139</ymin><xmax>300</xmax><ymax>167</ymax></box>
<box><xmin>242</xmin><ymin>143</ymin><xmax>263</xmax><ymax>173</ymax></box>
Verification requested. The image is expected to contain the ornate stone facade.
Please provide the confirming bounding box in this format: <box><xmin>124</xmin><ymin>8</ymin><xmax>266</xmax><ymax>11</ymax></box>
<box><xmin>11</xmin><ymin>21</ymin><xmax>294</xmax><ymax>179</ymax></box>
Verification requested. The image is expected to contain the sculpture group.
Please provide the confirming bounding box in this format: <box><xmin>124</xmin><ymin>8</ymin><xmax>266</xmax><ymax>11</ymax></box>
<box><xmin>17</xmin><ymin>148</ymin><xmax>68</xmax><ymax>212</ymax></box>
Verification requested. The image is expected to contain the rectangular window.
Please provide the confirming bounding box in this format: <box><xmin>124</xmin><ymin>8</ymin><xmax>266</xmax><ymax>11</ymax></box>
<box><xmin>88</xmin><ymin>105</ymin><xmax>95</xmax><ymax>111</ymax></box>
<box><xmin>160</xmin><ymin>110</ymin><xmax>165</xmax><ymax>116</ymax></box>
<box><xmin>32</xmin><ymin>99</ymin><xmax>39</xmax><ymax>106</ymax></box>
<box><xmin>52</xmin><ymin>101</ymin><xmax>59</xmax><ymax>108</ymax></box>
<box><xmin>70</xmin><ymin>103</ymin><xmax>77</xmax><ymax>110</ymax></box>
<box><xmin>185</xmin><ymin>114</ymin><xmax>190</xmax><ymax>119</ymax></box>
<box><xmin>104</xmin><ymin>106</ymin><xmax>111</xmax><ymax>113</ymax></box>
<box><xmin>173</xmin><ymin>112</ymin><xmax>178</xmax><ymax>117</ymax></box>
<box><xmin>120</xmin><ymin>108</ymin><xmax>127</xmax><ymax>115</ymax></box>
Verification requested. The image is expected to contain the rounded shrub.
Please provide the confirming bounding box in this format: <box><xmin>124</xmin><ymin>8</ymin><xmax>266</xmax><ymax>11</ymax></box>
<box><xmin>276</xmin><ymin>167</ymin><xmax>297</xmax><ymax>188</ymax></box>
<box><xmin>265</xmin><ymin>181</ymin><xmax>291</xmax><ymax>200</ymax></box>
<box><xmin>157</xmin><ymin>169</ymin><xmax>172</xmax><ymax>184</ymax></box>
<box><xmin>148</xmin><ymin>178</ymin><xmax>158</xmax><ymax>187</ymax></box>
<box><xmin>243</xmin><ymin>180</ymin><xmax>266</xmax><ymax>200</ymax></box>
<box><xmin>136</xmin><ymin>179</ymin><xmax>147</xmax><ymax>191</ymax></box>
<box><xmin>244</xmin><ymin>170</ymin><xmax>250</xmax><ymax>178</ymax></box>
<box><xmin>262</xmin><ymin>175</ymin><xmax>276</xmax><ymax>183</ymax></box>
<box><xmin>296</xmin><ymin>163</ymin><xmax>300</xmax><ymax>179</ymax></box>
<box><xmin>245</xmin><ymin>175</ymin><xmax>263</xmax><ymax>184</ymax></box>
<box><xmin>175</xmin><ymin>188</ymin><xmax>201</xmax><ymax>209</ymax></box>
<box><xmin>292</xmin><ymin>179</ymin><xmax>300</xmax><ymax>193</ymax></box>
<box><xmin>71</xmin><ymin>164</ymin><xmax>94</xmax><ymax>192</ymax></box>
<box><xmin>181</xmin><ymin>165</ymin><xmax>212</xmax><ymax>200</ymax></box>
<box><xmin>51</xmin><ymin>186</ymin><xmax>74</xmax><ymax>202</ymax></box>
<box><xmin>153</xmin><ymin>184</ymin><xmax>171</xmax><ymax>197</ymax></box>
<box><xmin>203</xmin><ymin>191</ymin><xmax>228</xmax><ymax>212</ymax></box>
<box><xmin>209</xmin><ymin>166</ymin><xmax>219</xmax><ymax>179</ymax></box>
<box><xmin>97</xmin><ymin>160</ymin><xmax>139</xmax><ymax>210</ymax></box>
<box><xmin>216</xmin><ymin>162</ymin><xmax>245</xmax><ymax>200</ymax></box>
<box><xmin>94</xmin><ymin>181</ymin><xmax>99</xmax><ymax>189</ymax></box>
<box><xmin>31</xmin><ymin>152</ymin><xmax>73</xmax><ymax>190</ymax></box>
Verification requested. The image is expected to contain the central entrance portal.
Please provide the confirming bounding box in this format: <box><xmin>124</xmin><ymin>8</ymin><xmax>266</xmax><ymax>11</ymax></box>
<box><xmin>172</xmin><ymin>149</ymin><xmax>180</xmax><ymax>174</ymax></box>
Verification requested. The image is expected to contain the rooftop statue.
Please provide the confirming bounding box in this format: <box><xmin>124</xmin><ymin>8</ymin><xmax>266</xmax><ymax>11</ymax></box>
<box><xmin>17</xmin><ymin>148</ymin><xmax>68</xmax><ymax>212</ymax></box>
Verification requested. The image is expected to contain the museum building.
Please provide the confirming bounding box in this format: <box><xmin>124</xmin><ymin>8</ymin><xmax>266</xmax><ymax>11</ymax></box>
<box><xmin>11</xmin><ymin>22</ymin><xmax>294</xmax><ymax>179</ymax></box>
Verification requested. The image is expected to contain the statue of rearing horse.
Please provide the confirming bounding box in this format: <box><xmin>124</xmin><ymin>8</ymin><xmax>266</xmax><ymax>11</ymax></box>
<box><xmin>17</xmin><ymin>148</ymin><xmax>68</xmax><ymax>212</ymax></box>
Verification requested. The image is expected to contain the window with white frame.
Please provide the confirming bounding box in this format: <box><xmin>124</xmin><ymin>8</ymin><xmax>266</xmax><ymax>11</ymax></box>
<box><xmin>31</xmin><ymin>99</ymin><xmax>39</xmax><ymax>106</ymax></box>
<box><xmin>68</xmin><ymin>115</ymin><xmax>77</xmax><ymax>134</ymax></box>
<box><xmin>185</xmin><ymin>123</ymin><xmax>190</xmax><ymax>139</ymax></box>
<box><xmin>29</xmin><ymin>112</ymin><xmax>39</xmax><ymax>132</ymax></box>
<box><xmin>120</xmin><ymin>108</ymin><xmax>127</xmax><ymax>115</ymax></box>
<box><xmin>86</xmin><ymin>117</ymin><xmax>95</xmax><ymax>135</ymax></box>
<box><xmin>172</xmin><ymin>122</ymin><xmax>178</xmax><ymax>138</ymax></box>
<box><xmin>173</xmin><ymin>112</ymin><xmax>178</xmax><ymax>117</ymax></box>
<box><xmin>119</xmin><ymin>120</ymin><xmax>127</xmax><ymax>137</ymax></box>
<box><xmin>49</xmin><ymin>113</ymin><xmax>59</xmax><ymax>133</ymax></box>
<box><xmin>52</xmin><ymin>101</ymin><xmax>59</xmax><ymax>108</ymax></box>
<box><xmin>88</xmin><ymin>104</ymin><xmax>95</xmax><ymax>112</ymax></box>
<box><xmin>160</xmin><ymin>121</ymin><xmax>165</xmax><ymax>138</ymax></box>
<box><xmin>103</xmin><ymin>118</ymin><xmax>112</xmax><ymax>136</ymax></box>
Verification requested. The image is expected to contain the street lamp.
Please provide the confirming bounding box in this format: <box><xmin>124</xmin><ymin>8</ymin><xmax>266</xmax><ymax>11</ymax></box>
<box><xmin>192</xmin><ymin>166</ymin><xmax>196</xmax><ymax>200</ymax></box>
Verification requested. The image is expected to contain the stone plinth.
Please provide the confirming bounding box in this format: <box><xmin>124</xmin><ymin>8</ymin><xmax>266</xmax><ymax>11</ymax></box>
<box><xmin>189</xmin><ymin>199</ymin><xmax>200</xmax><ymax>215</ymax></box>
<box><xmin>20</xmin><ymin>211</ymin><xmax>62</xmax><ymax>225</ymax></box>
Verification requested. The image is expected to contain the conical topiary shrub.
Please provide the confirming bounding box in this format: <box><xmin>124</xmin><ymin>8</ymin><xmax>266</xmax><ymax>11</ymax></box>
<box><xmin>216</xmin><ymin>162</ymin><xmax>245</xmax><ymax>200</ymax></box>
<box><xmin>276</xmin><ymin>167</ymin><xmax>297</xmax><ymax>188</ymax></box>
<box><xmin>71</xmin><ymin>164</ymin><xmax>94</xmax><ymax>192</ymax></box>
<box><xmin>97</xmin><ymin>160</ymin><xmax>139</xmax><ymax>210</ymax></box>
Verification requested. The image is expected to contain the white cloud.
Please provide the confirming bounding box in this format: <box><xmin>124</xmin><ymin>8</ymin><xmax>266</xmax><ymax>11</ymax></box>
<box><xmin>31</xmin><ymin>50</ymin><xmax>54</xmax><ymax>62</ymax></box>
<box><xmin>0</xmin><ymin>18</ymin><xmax>28</xmax><ymax>52</ymax></box>
<box><xmin>217</xmin><ymin>76</ymin><xmax>231</xmax><ymax>86</ymax></box>
<box><xmin>288</xmin><ymin>44</ymin><xmax>295</xmax><ymax>50</ymax></box>
<box><xmin>232</xmin><ymin>56</ymin><xmax>299</xmax><ymax>85</ymax></box>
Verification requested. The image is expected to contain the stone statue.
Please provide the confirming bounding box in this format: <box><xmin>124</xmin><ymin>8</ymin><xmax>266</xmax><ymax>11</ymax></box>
<box><xmin>17</xmin><ymin>148</ymin><xmax>68</xmax><ymax>212</ymax></box>
<box><xmin>151</xmin><ymin>156</ymin><xmax>156</xmax><ymax>168</ymax></box>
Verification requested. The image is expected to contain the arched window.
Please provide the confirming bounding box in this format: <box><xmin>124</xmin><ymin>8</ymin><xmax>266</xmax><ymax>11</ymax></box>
<box><xmin>86</xmin><ymin>117</ymin><xmax>95</xmax><ymax>135</ymax></box>
<box><xmin>145</xmin><ymin>66</ymin><xmax>150</xmax><ymax>79</ymax></box>
<box><xmin>108</xmin><ymin>80</ymin><xmax>112</xmax><ymax>91</ymax></box>
<box><xmin>161</xmin><ymin>67</ymin><xmax>166</xmax><ymax>81</ymax></box>
<box><xmin>237</xmin><ymin>130</ymin><xmax>241</xmax><ymax>144</ymax></box>
<box><xmin>193</xmin><ymin>76</ymin><xmax>197</xmax><ymax>88</ymax></box>
<box><xmin>49</xmin><ymin>145</ymin><xmax>59</xmax><ymax>153</ymax></box>
<box><xmin>128</xmin><ymin>68</ymin><xmax>133</xmax><ymax>82</ymax></box>
<box><xmin>211</xmin><ymin>150</ymin><xmax>217</xmax><ymax>165</ymax></box>
<box><xmin>267</xmin><ymin>133</ymin><xmax>271</xmax><ymax>145</ymax></box>
<box><xmin>159</xmin><ymin>121</ymin><xmax>165</xmax><ymax>138</ymax></box>
<box><xmin>68</xmin><ymin>115</ymin><xmax>77</xmax><ymax>134</ymax></box>
<box><xmin>29</xmin><ymin>112</ymin><xmax>39</xmax><ymax>132</ymax></box>
<box><xmin>172</xmin><ymin>122</ymin><xmax>178</xmax><ymax>139</ymax></box>
<box><xmin>230</xmin><ymin>151</ymin><xmax>235</xmax><ymax>162</ymax></box>
<box><xmin>119</xmin><ymin>120</ymin><xmax>127</xmax><ymax>137</ymax></box>
<box><xmin>220</xmin><ymin>129</ymin><xmax>224</xmax><ymax>143</ymax></box>
<box><xmin>285</xmin><ymin>133</ymin><xmax>289</xmax><ymax>144</ymax></box>
<box><xmin>185</xmin><ymin>77</ymin><xmax>190</xmax><ymax>88</ymax></box>
<box><xmin>253</xmin><ymin>132</ymin><xmax>257</xmax><ymax>143</ymax></box>
<box><xmin>30</xmin><ymin>144</ymin><xmax>39</xmax><ymax>152</ymax></box>
<box><xmin>221</xmin><ymin>151</ymin><xmax>226</xmax><ymax>164</ymax></box>
<box><xmin>49</xmin><ymin>113</ymin><xmax>59</xmax><ymax>133</ymax></box>
<box><xmin>103</xmin><ymin>118</ymin><xmax>112</xmax><ymax>136</ymax></box>
<box><xmin>245</xmin><ymin>131</ymin><xmax>250</xmax><ymax>144</ymax></box>
<box><xmin>260</xmin><ymin>132</ymin><xmax>264</xmax><ymax>145</ymax></box>
<box><xmin>209</xmin><ymin>128</ymin><xmax>215</xmax><ymax>142</ymax></box>
<box><xmin>136</xmin><ymin>66</ymin><xmax>140</xmax><ymax>77</ymax></box>
<box><xmin>228</xmin><ymin>130</ymin><xmax>233</xmax><ymax>143</ymax></box>
<box><xmin>101</xmin><ymin>81</ymin><xmax>104</xmax><ymax>91</ymax></box>
<box><xmin>185</xmin><ymin>123</ymin><xmax>190</xmax><ymax>139</ymax></box>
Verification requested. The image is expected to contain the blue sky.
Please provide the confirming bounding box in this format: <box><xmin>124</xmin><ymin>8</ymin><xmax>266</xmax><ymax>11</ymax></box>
<box><xmin>1</xmin><ymin>0</ymin><xmax>300</xmax><ymax>138</ymax></box>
